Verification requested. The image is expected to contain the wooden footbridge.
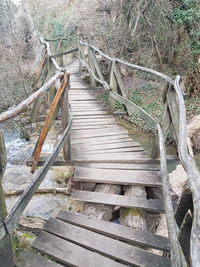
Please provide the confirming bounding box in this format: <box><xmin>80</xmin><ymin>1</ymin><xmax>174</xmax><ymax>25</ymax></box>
<box><xmin>0</xmin><ymin>36</ymin><xmax>200</xmax><ymax>266</ymax></box>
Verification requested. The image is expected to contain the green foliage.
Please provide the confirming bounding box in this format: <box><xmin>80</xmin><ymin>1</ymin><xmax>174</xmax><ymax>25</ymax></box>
<box><xmin>172</xmin><ymin>0</ymin><xmax>200</xmax><ymax>55</ymax></box>
<box><xmin>97</xmin><ymin>92</ymin><xmax>109</xmax><ymax>104</ymax></box>
<box><xmin>115</xmin><ymin>101</ymin><xmax>124</xmax><ymax>110</ymax></box>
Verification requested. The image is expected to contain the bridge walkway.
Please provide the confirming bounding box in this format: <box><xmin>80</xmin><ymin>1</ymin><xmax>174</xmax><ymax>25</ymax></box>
<box><xmin>31</xmin><ymin>60</ymin><xmax>171</xmax><ymax>266</ymax></box>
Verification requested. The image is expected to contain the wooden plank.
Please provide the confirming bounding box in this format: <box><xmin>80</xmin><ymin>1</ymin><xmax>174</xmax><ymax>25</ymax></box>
<box><xmin>57</xmin><ymin>210</ymin><xmax>170</xmax><ymax>252</ymax></box>
<box><xmin>32</xmin><ymin>231</ymin><xmax>124</xmax><ymax>267</ymax></box>
<box><xmin>72</xmin><ymin>125</ymin><xmax>118</xmax><ymax>130</ymax></box>
<box><xmin>76</xmin><ymin>162</ymin><xmax>160</xmax><ymax>171</ymax></box>
<box><xmin>72</xmin><ymin>127</ymin><xmax>127</xmax><ymax>136</ymax></box>
<box><xmin>72</xmin><ymin>118</ymin><xmax>117</xmax><ymax>123</ymax></box>
<box><xmin>72</xmin><ymin>142</ymin><xmax>143</xmax><ymax>151</ymax></box>
<box><xmin>43</xmin><ymin>218</ymin><xmax>170</xmax><ymax>266</ymax></box>
<box><xmin>71</xmin><ymin>111</ymin><xmax>108</xmax><ymax>116</ymax></box>
<box><xmin>72</xmin><ymin>148</ymin><xmax>146</xmax><ymax>155</ymax></box>
<box><xmin>73</xmin><ymin>167</ymin><xmax>161</xmax><ymax>187</ymax></box>
<box><xmin>72</xmin><ymin>115</ymin><xmax>115</xmax><ymax>120</ymax></box>
<box><xmin>16</xmin><ymin>250</ymin><xmax>62</xmax><ymax>267</ymax></box>
<box><xmin>71</xmin><ymin>153</ymin><xmax>150</xmax><ymax>163</ymax></box>
<box><xmin>71</xmin><ymin>135</ymin><xmax>135</xmax><ymax>145</ymax></box>
<box><xmin>72</xmin><ymin>191</ymin><xmax>165</xmax><ymax>213</ymax></box>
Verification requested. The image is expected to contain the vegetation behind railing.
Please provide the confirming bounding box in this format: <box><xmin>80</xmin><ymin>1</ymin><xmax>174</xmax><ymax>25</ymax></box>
<box><xmin>78</xmin><ymin>41</ymin><xmax>200</xmax><ymax>266</ymax></box>
<box><xmin>0</xmin><ymin>37</ymin><xmax>77</xmax><ymax>266</ymax></box>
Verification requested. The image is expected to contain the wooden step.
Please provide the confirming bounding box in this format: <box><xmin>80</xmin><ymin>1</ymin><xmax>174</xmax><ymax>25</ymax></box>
<box><xmin>73</xmin><ymin>167</ymin><xmax>161</xmax><ymax>187</ymax></box>
<box><xmin>57</xmin><ymin>210</ymin><xmax>170</xmax><ymax>252</ymax></box>
<box><xmin>15</xmin><ymin>250</ymin><xmax>61</xmax><ymax>267</ymax></box>
<box><xmin>33</xmin><ymin>218</ymin><xmax>170</xmax><ymax>266</ymax></box>
<box><xmin>72</xmin><ymin>191</ymin><xmax>165</xmax><ymax>213</ymax></box>
<box><xmin>72</xmin><ymin>141</ymin><xmax>142</xmax><ymax>151</ymax></box>
<box><xmin>76</xmin><ymin>162</ymin><xmax>160</xmax><ymax>171</ymax></box>
<box><xmin>32</xmin><ymin>231</ymin><xmax>124</xmax><ymax>267</ymax></box>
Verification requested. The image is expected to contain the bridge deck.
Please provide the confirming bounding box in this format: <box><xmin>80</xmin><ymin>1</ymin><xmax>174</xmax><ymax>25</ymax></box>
<box><xmin>32</xmin><ymin>60</ymin><xmax>171</xmax><ymax>266</ymax></box>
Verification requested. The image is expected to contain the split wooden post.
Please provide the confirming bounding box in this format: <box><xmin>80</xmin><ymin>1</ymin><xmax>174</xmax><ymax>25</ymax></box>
<box><xmin>0</xmin><ymin>131</ymin><xmax>14</xmax><ymax>267</ymax></box>
<box><xmin>61</xmin><ymin>74</ymin><xmax>71</xmax><ymax>161</ymax></box>
<box><xmin>151</xmin><ymin>83</ymin><xmax>171</xmax><ymax>159</ymax></box>
<box><xmin>109</xmin><ymin>60</ymin><xmax>118</xmax><ymax>111</ymax></box>
<box><xmin>88</xmin><ymin>51</ymin><xmax>96</xmax><ymax>87</ymax></box>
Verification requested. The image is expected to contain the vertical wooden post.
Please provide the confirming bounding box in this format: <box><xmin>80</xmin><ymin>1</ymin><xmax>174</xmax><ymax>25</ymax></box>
<box><xmin>88</xmin><ymin>49</ymin><xmax>96</xmax><ymax>87</ymax></box>
<box><xmin>78</xmin><ymin>43</ymin><xmax>82</xmax><ymax>75</ymax></box>
<box><xmin>0</xmin><ymin>131</ymin><xmax>14</xmax><ymax>267</ymax></box>
<box><xmin>109</xmin><ymin>60</ymin><xmax>118</xmax><ymax>111</ymax></box>
<box><xmin>61</xmin><ymin>75</ymin><xmax>71</xmax><ymax>161</ymax></box>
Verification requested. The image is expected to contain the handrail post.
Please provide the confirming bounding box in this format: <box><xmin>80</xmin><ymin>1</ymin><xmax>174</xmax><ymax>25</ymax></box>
<box><xmin>0</xmin><ymin>131</ymin><xmax>14</xmax><ymax>266</ymax></box>
<box><xmin>61</xmin><ymin>75</ymin><xmax>71</xmax><ymax>161</ymax></box>
<box><xmin>88</xmin><ymin>48</ymin><xmax>96</xmax><ymax>87</ymax></box>
<box><xmin>109</xmin><ymin>60</ymin><xmax>118</xmax><ymax>111</ymax></box>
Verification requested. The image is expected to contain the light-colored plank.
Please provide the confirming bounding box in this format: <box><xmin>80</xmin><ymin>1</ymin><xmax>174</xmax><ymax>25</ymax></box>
<box><xmin>43</xmin><ymin>218</ymin><xmax>170</xmax><ymax>266</ymax></box>
<box><xmin>73</xmin><ymin>167</ymin><xmax>161</xmax><ymax>187</ymax></box>
<box><xmin>57</xmin><ymin>210</ymin><xmax>170</xmax><ymax>252</ymax></box>
<box><xmin>76</xmin><ymin>162</ymin><xmax>160</xmax><ymax>171</ymax></box>
<box><xmin>71</xmin><ymin>153</ymin><xmax>150</xmax><ymax>163</ymax></box>
<box><xmin>72</xmin><ymin>147</ymin><xmax>146</xmax><ymax>154</ymax></box>
<box><xmin>72</xmin><ymin>191</ymin><xmax>165</xmax><ymax>213</ymax></box>
<box><xmin>32</xmin><ymin>231</ymin><xmax>123</xmax><ymax>267</ymax></box>
<box><xmin>72</xmin><ymin>142</ymin><xmax>142</xmax><ymax>151</ymax></box>
<box><xmin>16</xmin><ymin>250</ymin><xmax>61</xmax><ymax>267</ymax></box>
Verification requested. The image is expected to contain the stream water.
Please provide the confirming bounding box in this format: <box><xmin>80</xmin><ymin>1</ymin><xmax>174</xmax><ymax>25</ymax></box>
<box><xmin>1</xmin><ymin>121</ymin><xmax>70</xmax><ymax>220</ymax></box>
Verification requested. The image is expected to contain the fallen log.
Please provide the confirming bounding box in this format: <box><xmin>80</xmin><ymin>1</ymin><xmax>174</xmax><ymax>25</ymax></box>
<box><xmin>5</xmin><ymin>188</ymin><xmax>70</xmax><ymax>197</ymax></box>
<box><xmin>83</xmin><ymin>184</ymin><xmax>122</xmax><ymax>221</ymax></box>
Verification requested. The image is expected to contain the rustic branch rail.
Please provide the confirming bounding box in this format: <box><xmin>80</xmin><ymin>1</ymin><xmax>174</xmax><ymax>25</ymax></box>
<box><xmin>0</xmin><ymin>36</ymin><xmax>200</xmax><ymax>266</ymax></box>
<box><xmin>0</xmin><ymin>37</ymin><xmax>75</xmax><ymax>254</ymax></box>
<box><xmin>78</xmin><ymin>40</ymin><xmax>200</xmax><ymax>265</ymax></box>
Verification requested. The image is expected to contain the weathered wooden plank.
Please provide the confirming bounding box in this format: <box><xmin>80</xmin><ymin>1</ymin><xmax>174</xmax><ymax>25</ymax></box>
<box><xmin>32</xmin><ymin>231</ymin><xmax>124</xmax><ymax>267</ymax></box>
<box><xmin>71</xmin><ymin>135</ymin><xmax>134</xmax><ymax>145</ymax></box>
<box><xmin>16</xmin><ymin>250</ymin><xmax>62</xmax><ymax>267</ymax></box>
<box><xmin>73</xmin><ymin>167</ymin><xmax>161</xmax><ymax>187</ymax></box>
<box><xmin>71</xmin><ymin>153</ymin><xmax>150</xmax><ymax>163</ymax></box>
<box><xmin>43</xmin><ymin>218</ymin><xmax>170</xmax><ymax>266</ymax></box>
<box><xmin>71</xmin><ymin>111</ymin><xmax>108</xmax><ymax>116</ymax></box>
<box><xmin>72</xmin><ymin>142</ymin><xmax>142</xmax><ymax>151</ymax></box>
<box><xmin>72</xmin><ymin>127</ymin><xmax>127</xmax><ymax>136</ymax></box>
<box><xmin>72</xmin><ymin>147</ymin><xmax>145</xmax><ymax>155</ymax></box>
<box><xmin>76</xmin><ymin>162</ymin><xmax>160</xmax><ymax>171</ymax></box>
<box><xmin>72</xmin><ymin>191</ymin><xmax>165</xmax><ymax>213</ymax></box>
<box><xmin>57</xmin><ymin>210</ymin><xmax>170</xmax><ymax>252</ymax></box>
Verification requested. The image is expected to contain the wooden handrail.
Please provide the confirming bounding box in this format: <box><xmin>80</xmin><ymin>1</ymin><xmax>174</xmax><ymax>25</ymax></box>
<box><xmin>0</xmin><ymin>112</ymin><xmax>73</xmax><ymax>240</ymax></box>
<box><xmin>40</xmin><ymin>37</ymin><xmax>66</xmax><ymax>72</ymax></box>
<box><xmin>31</xmin><ymin>72</ymin><xmax>70</xmax><ymax>174</ymax></box>
<box><xmin>80</xmin><ymin>41</ymin><xmax>174</xmax><ymax>84</ymax></box>
<box><xmin>0</xmin><ymin>72</ymin><xmax>64</xmax><ymax>122</ymax></box>
<box><xmin>53</xmin><ymin>47</ymin><xmax>78</xmax><ymax>58</ymax></box>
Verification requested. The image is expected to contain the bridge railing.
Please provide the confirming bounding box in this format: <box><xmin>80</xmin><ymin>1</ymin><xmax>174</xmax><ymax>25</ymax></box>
<box><xmin>78</xmin><ymin>41</ymin><xmax>200</xmax><ymax>266</ymax></box>
<box><xmin>0</xmin><ymin>37</ymin><xmax>76</xmax><ymax>266</ymax></box>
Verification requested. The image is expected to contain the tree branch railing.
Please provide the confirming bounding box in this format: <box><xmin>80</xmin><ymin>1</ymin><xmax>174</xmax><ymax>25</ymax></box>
<box><xmin>0</xmin><ymin>37</ymin><xmax>75</xmax><ymax>266</ymax></box>
<box><xmin>78</xmin><ymin>41</ymin><xmax>200</xmax><ymax>265</ymax></box>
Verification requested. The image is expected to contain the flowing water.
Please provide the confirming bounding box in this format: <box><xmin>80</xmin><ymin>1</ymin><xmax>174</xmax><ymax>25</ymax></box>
<box><xmin>1</xmin><ymin>121</ymin><xmax>70</xmax><ymax>220</ymax></box>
